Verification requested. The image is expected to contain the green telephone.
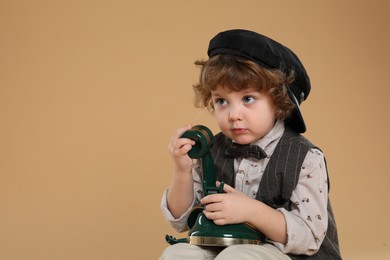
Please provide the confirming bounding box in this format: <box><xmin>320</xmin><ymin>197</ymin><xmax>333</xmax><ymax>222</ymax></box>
<box><xmin>165</xmin><ymin>125</ymin><xmax>265</xmax><ymax>246</ymax></box>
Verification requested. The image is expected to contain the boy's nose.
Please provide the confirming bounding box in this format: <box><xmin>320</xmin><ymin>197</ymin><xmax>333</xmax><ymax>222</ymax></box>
<box><xmin>228</xmin><ymin>106</ymin><xmax>243</xmax><ymax>121</ymax></box>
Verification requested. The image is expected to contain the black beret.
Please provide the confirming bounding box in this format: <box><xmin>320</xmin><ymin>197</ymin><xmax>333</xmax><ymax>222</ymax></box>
<box><xmin>207</xmin><ymin>29</ymin><xmax>311</xmax><ymax>133</ymax></box>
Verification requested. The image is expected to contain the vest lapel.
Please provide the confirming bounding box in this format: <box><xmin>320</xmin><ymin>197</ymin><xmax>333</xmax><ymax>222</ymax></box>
<box><xmin>256</xmin><ymin>127</ymin><xmax>311</xmax><ymax>209</ymax></box>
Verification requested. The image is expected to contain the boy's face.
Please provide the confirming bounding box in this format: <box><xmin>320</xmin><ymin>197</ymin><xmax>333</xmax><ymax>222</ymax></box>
<box><xmin>211</xmin><ymin>85</ymin><xmax>276</xmax><ymax>144</ymax></box>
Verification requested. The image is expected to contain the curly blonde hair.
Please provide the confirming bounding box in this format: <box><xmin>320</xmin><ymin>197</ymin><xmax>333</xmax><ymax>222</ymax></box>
<box><xmin>193</xmin><ymin>54</ymin><xmax>295</xmax><ymax>121</ymax></box>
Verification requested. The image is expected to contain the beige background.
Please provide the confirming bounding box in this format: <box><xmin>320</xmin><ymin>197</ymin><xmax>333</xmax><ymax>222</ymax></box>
<box><xmin>1</xmin><ymin>0</ymin><xmax>389</xmax><ymax>259</ymax></box>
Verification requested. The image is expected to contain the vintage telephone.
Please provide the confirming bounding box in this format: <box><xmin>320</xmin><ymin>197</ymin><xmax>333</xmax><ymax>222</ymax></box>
<box><xmin>165</xmin><ymin>125</ymin><xmax>265</xmax><ymax>246</ymax></box>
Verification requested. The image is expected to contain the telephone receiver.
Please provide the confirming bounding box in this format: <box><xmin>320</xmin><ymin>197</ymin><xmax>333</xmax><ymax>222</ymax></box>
<box><xmin>165</xmin><ymin>125</ymin><xmax>265</xmax><ymax>246</ymax></box>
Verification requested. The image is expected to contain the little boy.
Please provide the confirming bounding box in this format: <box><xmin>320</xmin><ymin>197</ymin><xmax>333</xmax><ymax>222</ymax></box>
<box><xmin>160</xmin><ymin>29</ymin><xmax>341</xmax><ymax>259</ymax></box>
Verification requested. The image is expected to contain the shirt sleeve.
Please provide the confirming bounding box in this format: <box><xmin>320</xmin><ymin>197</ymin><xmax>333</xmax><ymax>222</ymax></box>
<box><xmin>271</xmin><ymin>148</ymin><xmax>329</xmax><ymax>255</ymax></box>
<box><xmin>160</xmin><ymin>160</ymin><xmax>204</xmax><ymax>233</ymax></box>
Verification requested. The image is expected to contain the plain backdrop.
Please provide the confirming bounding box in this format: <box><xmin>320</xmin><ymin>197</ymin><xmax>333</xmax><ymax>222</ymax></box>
<box><xmin>1</xmin><ymin>1</ymin><xmax>389</xmax><ymax>259</ymax></box>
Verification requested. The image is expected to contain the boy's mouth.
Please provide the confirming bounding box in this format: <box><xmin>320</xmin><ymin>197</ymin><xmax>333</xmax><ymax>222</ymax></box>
<box><xmin>231</xmin><ymin>128</ymin><xmax>247</xmax><ymax>135</ymax></box>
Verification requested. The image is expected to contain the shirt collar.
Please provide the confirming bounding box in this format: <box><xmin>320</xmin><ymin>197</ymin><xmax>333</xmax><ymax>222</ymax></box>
<box><xmin>253</xmin><ymin>120</ymin><xmax>285</xmax><ymax>155</ymax></box>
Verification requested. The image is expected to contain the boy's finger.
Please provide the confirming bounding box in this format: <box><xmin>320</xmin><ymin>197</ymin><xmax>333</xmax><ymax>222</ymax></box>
<box><xmin>222</xmin><ymin>183</ymin><xmax>236</xmax><ymax>193</ymax></box>
<box><xmin>216</xmin><ymin>181</ymin><xmax>235</xmax><ymax>193</ymax></box>
<box><xmin>200</xmin><ymin>194</ymin><xmax>223</xmax><ymax>205</ymax></box>
<box><xmin>175</xmin><ymin>124</ymin><xmax>192</xmax><ymax>139</ymax></box>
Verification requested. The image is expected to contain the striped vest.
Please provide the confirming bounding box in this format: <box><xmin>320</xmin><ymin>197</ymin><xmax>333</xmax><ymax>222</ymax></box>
<box><xmin>210</xmin><ymin>127</ymin><xmax>341</xmax><ymax>259</ymax></box>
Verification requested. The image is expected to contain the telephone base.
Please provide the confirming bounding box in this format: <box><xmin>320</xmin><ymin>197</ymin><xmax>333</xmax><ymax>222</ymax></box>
<box><xmin>188</xmin><ymin>235</ymin><xmax>262</xmax><ymax>247</ymax></box>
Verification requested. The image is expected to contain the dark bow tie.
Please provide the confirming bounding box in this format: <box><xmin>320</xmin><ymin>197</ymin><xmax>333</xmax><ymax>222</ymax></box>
<box><xmin>225</xmin><ymin>143</ymin><xmax>267</xmax><ymax>160</ymax></box>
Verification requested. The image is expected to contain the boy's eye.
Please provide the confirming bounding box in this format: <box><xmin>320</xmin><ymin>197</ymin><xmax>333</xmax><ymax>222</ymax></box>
<box><xmin>215</xmin><ymin>98</ymin><xmax>227</xmax><ymax>106</ymax></box>
<box><xmin>243</xmin><ymin>96</ymin><xmax>255</xmax><ymax>104</ymax></box>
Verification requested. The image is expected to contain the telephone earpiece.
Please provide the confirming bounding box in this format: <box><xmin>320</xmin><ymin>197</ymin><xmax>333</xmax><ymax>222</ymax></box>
<box><xmin>180</xmin><ymin>125</ymin><xmax>214</xmax><ymax>159</ymax></box>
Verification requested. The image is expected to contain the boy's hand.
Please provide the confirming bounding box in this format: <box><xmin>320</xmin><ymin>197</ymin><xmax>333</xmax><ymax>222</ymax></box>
<box><xmin>168</xmin><ymin>125</ymin><xmax>195</xmax><ymax>172</ymax></box>
<box><xmin>201</xmin><ymin>181</ymin><xmax>254</xmax><ymax>225</ymax></box>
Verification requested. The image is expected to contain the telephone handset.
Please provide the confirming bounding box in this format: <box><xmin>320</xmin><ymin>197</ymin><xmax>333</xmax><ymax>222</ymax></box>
<box><xmin>179</xmin><ymin>125</ymin><xmax>224</xmax><ymax>197</ymax></box>
<box><xmin>165</xmin><ymin>125</ymin><xmax>265</xmax><ymax>246</ymax></box>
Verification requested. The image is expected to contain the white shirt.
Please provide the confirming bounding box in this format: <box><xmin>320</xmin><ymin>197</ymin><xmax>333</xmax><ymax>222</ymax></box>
<box><xmin>161</xmin><ymin>121</ymin><xmax>329</xmax><ymax>255</ymax></box>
